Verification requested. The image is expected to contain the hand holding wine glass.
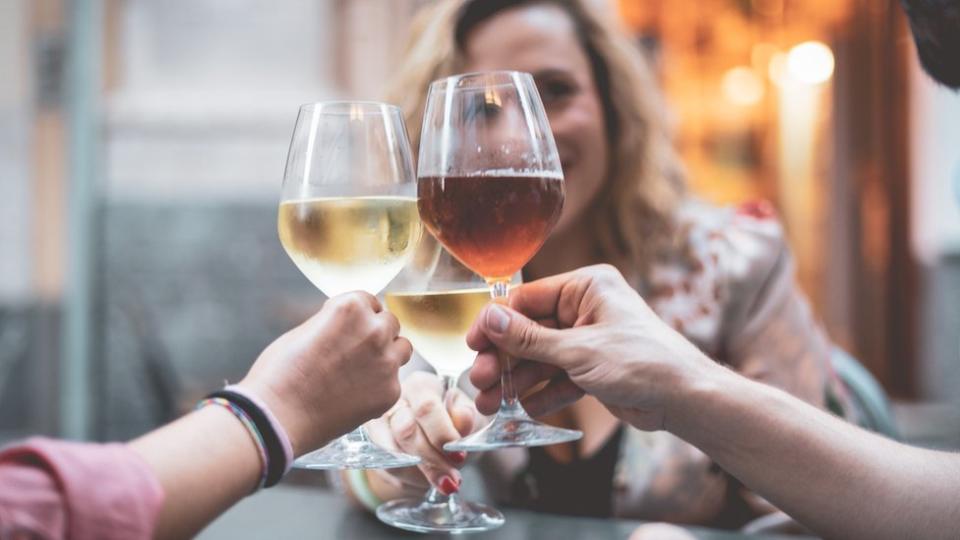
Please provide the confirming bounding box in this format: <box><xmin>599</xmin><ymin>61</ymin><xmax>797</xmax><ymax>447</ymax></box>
<box><xmin>239</xmin><ymin>292</ymin><xmax>413</xmax><ymax>458</ymax></box>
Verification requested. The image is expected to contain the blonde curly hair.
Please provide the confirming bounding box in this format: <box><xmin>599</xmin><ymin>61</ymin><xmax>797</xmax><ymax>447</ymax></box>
<box><xmin>386</xmin><ymin>0</ymin><xmax>686</xmax><ymax>280</ymax></box>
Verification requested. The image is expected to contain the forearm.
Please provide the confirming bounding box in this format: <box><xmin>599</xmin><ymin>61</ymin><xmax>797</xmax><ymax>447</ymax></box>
<box><xmin>128</xmin><ymin>406</ymin><xmax>261</xmax><ymax>539</ymax></box>
<box><xmin>668</xmin><ymin>363</ymin><xmax>960</xmax><ymax>539</ymax></box>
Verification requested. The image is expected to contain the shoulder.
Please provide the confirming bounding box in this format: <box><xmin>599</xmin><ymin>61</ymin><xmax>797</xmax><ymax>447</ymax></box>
<box><xmin>677</xmin><ymin>198</ymin><xmax>787</xmax><ymax>263</ymax></box>
<box><xmin>646</xmin><ymin>199</ymin><xmax>793</xmax><ymax>351</ymax></box>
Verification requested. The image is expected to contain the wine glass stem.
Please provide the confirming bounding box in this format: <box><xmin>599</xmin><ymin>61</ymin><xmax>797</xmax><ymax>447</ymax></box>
<box><xmin>428</xmin><ymin>373</ymin><xmax>459</xmax><ymax>505</ymax></box>
<box><xmin>344</xmin><ymin>426</ymin><xmax>370</xmax><ymax>444</ymax></box>
<box><xmin>489</xmin><ymin>280</ymin><xmax>520</xmax><ymax>413</ymax></box>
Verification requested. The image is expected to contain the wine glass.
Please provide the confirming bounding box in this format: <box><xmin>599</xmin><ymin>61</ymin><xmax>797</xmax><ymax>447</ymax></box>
<box><xmin>417</xmin><ymin>71</ymin><xmax>583</xmax><ymax>451</ymax></box>
<box><xmin>279</xmin><ymin>101</ymin><xmax>421</xmax><ymax>469</ymax></box>
<box><xmin>377</xmin><ymin>231</ymin><xmax>509</xmax><ymax>533</ymax></box>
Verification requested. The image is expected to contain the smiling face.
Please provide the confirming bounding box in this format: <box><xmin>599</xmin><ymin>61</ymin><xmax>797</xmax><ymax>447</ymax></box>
<box><xmin>460</xmin><ymin>3</ymin><xmax>611</xmax><ymax>237</ymax></box>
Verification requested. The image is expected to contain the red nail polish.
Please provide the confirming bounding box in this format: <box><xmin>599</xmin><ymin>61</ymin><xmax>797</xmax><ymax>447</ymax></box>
<box><xmin>439</xmin><ymin>476</ymin><xmax>459</xmax><ymax>495</ymax></box>
<box><xmin>447</xmin><ymin>451</ymin><xmax>467</xmax><ymax>464</ymax></box>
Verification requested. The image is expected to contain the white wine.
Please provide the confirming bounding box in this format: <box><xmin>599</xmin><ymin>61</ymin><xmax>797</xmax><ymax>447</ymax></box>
<box><xmin>385</xmin><ymin>288</ymin><xmax>491</xmax><ymax>377</ymax></box>
<box><xmin>278</xmin><ymin>196</ymin><xmax>421</xmax><ymax>296</ymax></box>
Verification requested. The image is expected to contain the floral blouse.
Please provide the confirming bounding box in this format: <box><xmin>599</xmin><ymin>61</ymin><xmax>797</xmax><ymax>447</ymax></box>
<box><xmin>471</xmin><ymin>199</ymin><xmax>855</xmax><ymax>526</ymax></box>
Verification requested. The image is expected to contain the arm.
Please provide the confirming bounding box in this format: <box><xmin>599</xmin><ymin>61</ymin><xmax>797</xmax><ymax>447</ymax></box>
<box><xmin>0</xmin><ymin>292</ymin><xmax>410</xmax><ymax>540</ymax></box>
<box><xmin>0</xmin><ymin>438</ymin><xmax>162</xmax><ymax>539</ymax></box>
<box><xmin>135</xmin><ymin>291</ymin><xmax>411</xmax><ymax>538</ymax></box>
<box><xmin>613</xmin><ymin>209</ymin><xmax>830</xmax><ymax>523</ymax></box>
<box><xmin>466</xmin><ymin>265</ymin><xmax>960</xmax><ymax>540</ymax></box>
<box><xmin>670</xmin><ymin>362</ymin><xmax>960</xmax><ymax>540</ymax></box>
<box><xmin>128</xmin><ymin>407</ymin><xmax>262</xmax><ymax>539</ymax></box>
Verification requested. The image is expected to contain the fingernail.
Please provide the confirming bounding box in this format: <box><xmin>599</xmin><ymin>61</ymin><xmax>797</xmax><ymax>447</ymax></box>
<box><xmin>486</xmin><ymin>305</ymin><xmax>510</xmax><ymax>334</ymax></box>
<box><xmin>446</xmin><ymin>451</ymin><xmax>467</xmax><ymax>464</ymax></box>
<box><xmin>438</xmin><ymin>475</ymin><xmax>460</xmax><ymax>495</ymax></box>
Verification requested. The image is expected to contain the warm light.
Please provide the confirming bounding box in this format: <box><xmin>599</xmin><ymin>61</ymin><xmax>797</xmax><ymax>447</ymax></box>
<box><xmin>768</xmin><ymin>52</ymin><xmax>788</xmax><ymax>86</ymax></box>
<box><xmin>786</xmin><ymin>41</ymin><xmax>835</xmax><ymax>85</ymax></box>
<box><xmin>722</xmin><ymin>66</ymin><xmax>765</xmax><ymax>106</ymax></box>
<box><xmin>751</xmin><ymin>43</ymin><xmax>780</xmax><ymax>74</ymax></box>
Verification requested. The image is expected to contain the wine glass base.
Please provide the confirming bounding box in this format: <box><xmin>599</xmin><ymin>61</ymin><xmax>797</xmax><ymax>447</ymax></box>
<box><xmin>293</xmin><ymin>437</ymin><xmax>421</xmax><ymax>470</ymax></box>
<box><xmin>442</xmin><ymin>410</ymin><xmax>582</xmax><ymax>452</ymax></box>
<box><xmin>377</xmin><ymin>495</ymin><xmax>504</xmax><ymax>534</ymax></box>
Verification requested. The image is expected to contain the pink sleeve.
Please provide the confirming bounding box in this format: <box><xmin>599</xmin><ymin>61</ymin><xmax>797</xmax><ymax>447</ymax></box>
<box><xmin>0</xmin><ymin>437</ymin><xmax>164</xmax><ymax>540</ymax></box>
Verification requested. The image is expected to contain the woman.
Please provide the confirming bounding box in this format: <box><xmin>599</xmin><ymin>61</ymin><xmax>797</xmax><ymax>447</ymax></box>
<box><xmin>353</xmin><ymin>0</ymin><xmax>854</xmax><ymax>528</ymax></box>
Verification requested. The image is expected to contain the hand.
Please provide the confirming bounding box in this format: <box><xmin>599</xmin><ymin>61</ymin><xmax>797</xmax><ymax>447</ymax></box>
<box><xmin>238</xmin><ymin>292</ymin><xmax>412</xmax><ymax>456</ymax></box>
<box><xmin>466</xmin><ymin>264</ymin><xmax>717</xmax><ymax>431</ymax></box>
<box><xmin>365</xmin><ymin>372</ymin><xmax>481</xmax><ymax>495</ymax></box>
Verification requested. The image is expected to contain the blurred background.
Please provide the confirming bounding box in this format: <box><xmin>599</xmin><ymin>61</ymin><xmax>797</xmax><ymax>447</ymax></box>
<box><xmin>0</xmin><ymin>0</ymin><xmax>957</xmax><ymax>448</ymax></box>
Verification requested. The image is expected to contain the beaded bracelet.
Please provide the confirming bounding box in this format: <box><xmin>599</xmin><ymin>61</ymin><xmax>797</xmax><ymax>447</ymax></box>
<box><xmin>196</xmin><ymin>397</ymin><xmax>269</xmax><ymax>491</ymax></box>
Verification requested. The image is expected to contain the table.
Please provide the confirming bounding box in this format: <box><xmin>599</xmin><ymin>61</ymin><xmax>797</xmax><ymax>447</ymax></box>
<box><xmin>200</xmin><ymin>485</ymin><xmax>808</xmax><ymax>539</ymax></box>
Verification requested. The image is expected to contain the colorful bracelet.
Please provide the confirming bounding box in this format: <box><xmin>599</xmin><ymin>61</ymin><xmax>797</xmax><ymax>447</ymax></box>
<box><xmin>196</xmin><ymin>397</ymin><xmax>269</xmax><ymax>492</ymax></box>
<box><xmin>224</xmin><ymin>385</ymin><xmax>294</xmax><ymax>475</ymax></box>
<box><xmin>203</xmin><ymin>387</ymin><xmax>293</xmax><ymax>488</ymax></box>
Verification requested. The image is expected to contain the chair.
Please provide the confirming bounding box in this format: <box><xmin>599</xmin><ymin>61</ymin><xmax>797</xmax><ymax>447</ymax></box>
<box><xmin>831</xmin><ymin>348</ymin><xmax>900</xmax><ymax>440</ymax></box>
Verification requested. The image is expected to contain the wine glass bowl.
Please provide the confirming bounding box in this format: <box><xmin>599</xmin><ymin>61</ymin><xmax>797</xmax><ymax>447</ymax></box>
<box><xmin>279</xmin><ymin>101</ymin><xmax>422</xmax><ymax>470</ymax></box>
<box><xmin>378</xmin><ymin>232</ymin><xmax>508</xmax><ymax>533</ymax></box>
<box><xmin>416</xmin><ymin>71</ymin><xmax>582</xmax><ymax>452</ymax></box>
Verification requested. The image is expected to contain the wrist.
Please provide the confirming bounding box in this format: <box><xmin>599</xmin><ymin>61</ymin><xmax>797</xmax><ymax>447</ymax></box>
<box><xmin>661</xmin><ymin>348</ymin><xmax>735</xmax><ymax>436</ymax></box>
<box><xmin>234</xmin><ymin>379</ymin><xmax>314</xmax><ymax>458</ymax></box>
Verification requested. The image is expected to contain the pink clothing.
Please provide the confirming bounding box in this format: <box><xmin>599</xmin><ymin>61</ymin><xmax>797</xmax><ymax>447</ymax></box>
<box><xmin>0</xmin><ymin>437</ymin><xmax>163</xmax><ymax>540</ymax></box>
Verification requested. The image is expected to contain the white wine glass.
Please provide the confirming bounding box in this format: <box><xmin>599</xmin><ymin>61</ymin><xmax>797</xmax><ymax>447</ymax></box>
<box><xmin>377</xmin><ymin>231</ymin><xmax>510</xmax><ymax>533</ymax></box>
<box><xmin>279</xmin><ymin>101</ymin><xmax>421</xmax><ymax>470</ymax></box>
<box><xmin>418</xmin><ymin>71</ymin><xmax>582</xmax><ymax>451</ymax></box>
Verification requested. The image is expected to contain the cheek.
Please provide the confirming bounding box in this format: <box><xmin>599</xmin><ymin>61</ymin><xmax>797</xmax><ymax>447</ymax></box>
<box><xmin>551</xmin><ymin>102</ymin><xmax>609</xmax><ymax>229</ymax></box>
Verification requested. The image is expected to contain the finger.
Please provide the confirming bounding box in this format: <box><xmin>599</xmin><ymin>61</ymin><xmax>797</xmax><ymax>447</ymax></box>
<box><xmin>365</xmin><ymin>410</ymin><xmax>425</xmax><ymax>487</ymax></box>
<box><xmin>447</xmin><ymin>388</ymin><xmax>479</xmax><ymax>436</ymax></box>
<box><xmin>468</xmin><ymin>350</ymin><xmax>501</xmax><ymax>391</ymax></box>
<box><xmin>364</xmin><ymin>408</ymin><xmax>429</xmax><ymax>488</ymax></box>
<box><xmin>403</xmin><ymin>379</ymin><xmax>466</xmax><ymax>462</ymax></box>
<box><xmin>507</xmin><ymin>271</ymin><xmax>584</xmax><ymax>320</ymax></box>
<box><xmin>520</xmin><ymin>375</ymin><xmax>586</xmax><ymax>417</ymax></box>
<box><xmin>535</xmin><ymin>317</ymin><xmax>560</xmax><ymax>330</ymax></box>
<box><xmin>388</xmin><ymin>404</ymin><xmax>462</xmax><ymax>491</ymax></box>
<box><xmin>389</xmin><ymin>337</ymin><xmax>413</xmax><ymax>367</ymax></box>
<box><xmin>510</xmin><ymin>264</ymin><xmax>626</xmax><ymax>325</ymax></box>
<box><xmin>466</xmin><ymin>304</ymin><xmax>571</xmax><ymax>368</ymax></box>
<box><xmin>365</xmin><ymin>415</ymin><xmax>402</xmax><ymax>452</ymax></box>
<box><xmin>471</xmin><ymin>359</ymin><xmax>564</xmax><ymax>415</ymax></box>
<box><xmin>333</xmin><ymin>290</ymin><xmax>383</xmax><ymax>313</ymax></box>
<box><xmin>375</xmin><ymin>311</ymin><xmax>401</xmax><ymax>341</ymax></box>
<box><xmin>474</xmin><ymin>386</ymin><xmax>501</xmax><ymax>416</ymax></box>
<box><xmin>466</xmin><ymin>315</ymin><xmax>559</xmax><ymax>353</ymax></box>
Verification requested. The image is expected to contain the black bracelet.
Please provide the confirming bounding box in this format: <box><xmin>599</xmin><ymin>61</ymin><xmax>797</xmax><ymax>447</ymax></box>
<box><xmin>206</xmin><ymin>389</ymin><xmax>288</xmax><ymax>488</ymax></box>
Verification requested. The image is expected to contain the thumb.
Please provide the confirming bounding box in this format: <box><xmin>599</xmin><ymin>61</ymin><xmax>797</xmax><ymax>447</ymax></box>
<box><xmin>478</xmin><ymin>304</ymin><xmax>569</xmax><ymax>367</ymax></box>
